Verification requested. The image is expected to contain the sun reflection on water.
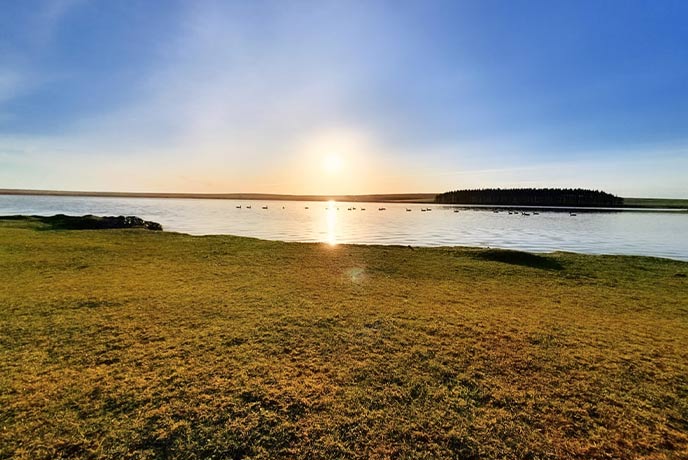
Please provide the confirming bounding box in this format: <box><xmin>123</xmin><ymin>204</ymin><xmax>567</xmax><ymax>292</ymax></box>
<box><xmin>326</xmin><ymin>200</ymin><xmax>337</xmax><ymax>246</ymax></box>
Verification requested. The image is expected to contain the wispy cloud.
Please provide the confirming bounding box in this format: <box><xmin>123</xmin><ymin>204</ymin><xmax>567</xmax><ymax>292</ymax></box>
<box><xmin>0</xmin><ymin>1</ymin><xmax>687</xmax><ymax>197</ymax></box>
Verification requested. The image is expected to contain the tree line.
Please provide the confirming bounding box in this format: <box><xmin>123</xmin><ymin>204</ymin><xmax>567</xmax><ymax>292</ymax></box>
<box><xmin>435</xmin><ymin>188</ymin><xmax>624</xmax><ymax>207</ymax></box>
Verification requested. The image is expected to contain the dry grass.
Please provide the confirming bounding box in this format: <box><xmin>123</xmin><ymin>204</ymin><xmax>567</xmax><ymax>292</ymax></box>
<box><xmin>1</xmin><ymin>217</ymin><xmax>687</xmax><ymax>459</ymax></box>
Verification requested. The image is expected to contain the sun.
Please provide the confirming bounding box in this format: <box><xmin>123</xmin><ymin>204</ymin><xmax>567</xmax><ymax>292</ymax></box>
<box><xmin>322</xmin><ymin>152</ymin><xmax>343</xmax><ymax>173</ymax></box>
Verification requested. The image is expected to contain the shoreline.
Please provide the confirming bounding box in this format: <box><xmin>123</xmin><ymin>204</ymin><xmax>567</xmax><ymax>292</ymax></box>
<box><xmin>2</xmin><ymin>188</ymin><xmax>687</xmax><ymax>209</ymax></box>
<box><xmin>2</xmin><ymin>214</ymin><xmax>687</xmax><ymax>262</ymax></box>
<box><xmin>0</xmin><ymin>189</ymin><xmax>438</xmax><ymax>203</ymax></box>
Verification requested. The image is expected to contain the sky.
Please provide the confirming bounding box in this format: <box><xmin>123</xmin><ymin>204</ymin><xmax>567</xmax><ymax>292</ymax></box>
<box><xmin>1</xmin><ymin>0</ymin><xmax>687</xmax><ymax>197</ymax></box>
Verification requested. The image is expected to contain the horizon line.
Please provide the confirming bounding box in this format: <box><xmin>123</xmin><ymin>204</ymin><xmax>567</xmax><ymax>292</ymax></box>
<box><xmin>1</xmin><ymin>188</ymin><xmax>685</xmax><ymax>201</ymax></box>
<box><xmin>0</xmin><ymin>188</ymin><xmax>439</xmax><ymax>203</ymax></box>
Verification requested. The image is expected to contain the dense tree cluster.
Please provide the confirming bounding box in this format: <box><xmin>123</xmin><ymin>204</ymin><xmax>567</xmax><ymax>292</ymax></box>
<box><xmin>435</xmin><ymin>188</ymin><xmax>623</xmax><ymax>207</ymax></box>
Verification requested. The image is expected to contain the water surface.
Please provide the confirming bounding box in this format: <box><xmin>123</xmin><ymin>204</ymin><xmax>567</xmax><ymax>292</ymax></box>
<box><xmin>1</xmin><ymin>194</ymin><xmax>686</xmax><ymax>261</ymax></box>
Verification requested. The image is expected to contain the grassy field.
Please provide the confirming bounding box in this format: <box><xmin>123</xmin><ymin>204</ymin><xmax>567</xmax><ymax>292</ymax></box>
<box><xmin>1</xmin><ymin>217</ymin><xmax>687</xmax><ymax>459</ymax></box>
<box><xmin>623</xmin><ymin>197</ymin><xmax>688</xmax><ymax>210</ymax></box>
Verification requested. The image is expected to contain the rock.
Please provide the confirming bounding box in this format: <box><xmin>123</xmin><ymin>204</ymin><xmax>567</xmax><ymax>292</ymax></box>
<box><xmin>36</xmin><ymin>214</ymin><xmax>163</xmax><ymax>231</ymax></box>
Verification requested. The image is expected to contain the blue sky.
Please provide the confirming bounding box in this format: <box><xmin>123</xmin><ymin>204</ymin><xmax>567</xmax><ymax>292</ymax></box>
<box><xmin>1</xmin><ymin>0</ymin><xmax>687</xmax><ymax>196</ymax></box>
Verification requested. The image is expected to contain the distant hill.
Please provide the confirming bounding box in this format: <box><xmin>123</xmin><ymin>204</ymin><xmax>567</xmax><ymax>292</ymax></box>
<box><xmin>435</xmin><ymin>188</ymin><xmax>624</xmax><ymax>207</ymax></box>
<box><xmin>0</xmin><ymin>189</ymin><xmax>436</xmax><ymax>203</ymax></box>
<box><xmin>4</xmin><ymin>188</ymin><xmax>685</xmax><ymax>208</ymax></box>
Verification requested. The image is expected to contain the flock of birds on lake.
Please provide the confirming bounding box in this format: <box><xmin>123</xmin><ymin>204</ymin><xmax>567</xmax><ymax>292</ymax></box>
<box><xmin>231</xmin><ymin>204</ymin><xmax>579</xmax><ymax>216</ymax></box>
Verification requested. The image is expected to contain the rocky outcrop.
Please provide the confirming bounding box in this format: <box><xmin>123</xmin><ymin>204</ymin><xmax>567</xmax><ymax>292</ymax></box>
<box><xmin>22</xmin><ymin>214</ymin><xmax>163</xmax><ymax>230</ymax></box>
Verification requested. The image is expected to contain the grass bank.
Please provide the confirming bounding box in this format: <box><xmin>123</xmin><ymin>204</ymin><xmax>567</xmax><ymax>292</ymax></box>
<box><xmin>623</xmin><ymin>197</ymin><xmax>688</xmax><ymax>210</ymax></box>
<box><xmin>1</xmin><ymin>217</ymin><xmax>687</xmax><ymax>459</ymax></box>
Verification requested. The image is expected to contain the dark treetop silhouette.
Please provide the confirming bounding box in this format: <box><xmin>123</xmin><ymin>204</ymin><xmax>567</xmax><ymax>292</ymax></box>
<box><xmin>435</xmin><ymin>188</ymin><xmax>623</xmax><ymax>207</ymax></box>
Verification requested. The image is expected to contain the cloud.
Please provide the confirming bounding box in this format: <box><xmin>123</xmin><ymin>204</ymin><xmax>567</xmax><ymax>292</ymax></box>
<box><xmin>0</xmin><ymin>69</ymin><xmax>23</xmax><ymax>104</ymax></box>
<box><xmin>1</xmin><ymin>1</ymin><xmax>687</xmax><ymax>197</ymax></box>
<box><xmin>0</xmin><ymin>0</ymin><xmax>87</xmax><ymax>121</ymax></box>
<box><xmin>30</xmin><ymin>0</ymin><xmax>88</xmax><ymax>47</ymax></box>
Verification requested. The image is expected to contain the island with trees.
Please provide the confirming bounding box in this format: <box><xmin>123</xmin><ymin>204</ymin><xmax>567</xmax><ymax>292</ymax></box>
<box><xmin>435</xmin><ymin>188</ymin><xmax>624</xmax><ymax>207</ymax></box>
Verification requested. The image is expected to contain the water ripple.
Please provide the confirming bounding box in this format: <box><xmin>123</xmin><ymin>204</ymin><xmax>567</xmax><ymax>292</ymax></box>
<box><xmin>1</xmin><ymin>195</ymin><xmax>686</xmax><ymax>261</ymax></box>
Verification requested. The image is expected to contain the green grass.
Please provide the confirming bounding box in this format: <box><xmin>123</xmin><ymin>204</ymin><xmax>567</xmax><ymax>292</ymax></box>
<box><xmin>1</xmin><ymin>217</ymin><xmax>687</xmax><ymax>459</ymax></box>
<box><xmin>623</xmin><ymin>197</ymin><xmax>688</xmax><ymax>209</ymax></box>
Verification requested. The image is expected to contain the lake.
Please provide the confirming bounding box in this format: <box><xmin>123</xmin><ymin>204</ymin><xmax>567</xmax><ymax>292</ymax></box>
<box><xmin>1</xmin><ymin>194</ymin><xmax>687</xmax><ymax>261</ymax></box>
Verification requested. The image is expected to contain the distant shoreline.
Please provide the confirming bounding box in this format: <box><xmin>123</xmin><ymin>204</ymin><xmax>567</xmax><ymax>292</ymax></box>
<box><xmin>0</xmin><ymin>188</ymin><xmax>437</xmax><ymax>203</ymax></box>
<box><xmin>1</xmin><ymin>189</ymin><xmax>686</xmax><ymax>209</ymax></box>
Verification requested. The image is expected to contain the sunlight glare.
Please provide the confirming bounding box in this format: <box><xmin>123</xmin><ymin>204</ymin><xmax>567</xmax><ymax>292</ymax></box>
<box><xmin>323</xmin><ymin>153</ymin><xmax>343</xmax><ymax>174</ymax></box>
<box><xmin>326</xmin><ymin>200</ymin><xmax>337</xmax><ymax>246</ymax></box>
